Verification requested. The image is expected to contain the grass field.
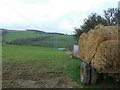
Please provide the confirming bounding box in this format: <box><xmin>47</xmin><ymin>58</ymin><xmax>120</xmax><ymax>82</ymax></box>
<box><xmin>2</xmin><ymin>45</ymin><xmax>72</xmax><ymax>73</ymax></box>
<box><xmin>2</xmin><ymin>45</ymin><xmax>80</xmax><ymax>88</ymax></box>
<box><xmin>3</xmin><ymin>30</ymin><xmax>76</xmax><ymax>49</ymax></box>
<box><xmin>3</xmin><ymin>31</ymin><xmax>42</xmax><ymax>42</ymax></box>
<box><xmin>2</xmin><ymin>45</ymin><xmax>120</xmax><ymax>88</ymax></box>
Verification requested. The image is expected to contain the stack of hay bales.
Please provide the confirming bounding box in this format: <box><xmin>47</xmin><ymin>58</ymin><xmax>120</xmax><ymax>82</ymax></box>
<box><xmin>78</xmin><ymin>25</ymin><xmax>120</xmax><ymax>73</ymax></box>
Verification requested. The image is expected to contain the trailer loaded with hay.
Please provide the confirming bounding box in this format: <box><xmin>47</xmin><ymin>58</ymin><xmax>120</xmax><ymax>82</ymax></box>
<box><xmin>73</xmin><ymin>25</ymin><xmax>120</xmax><ymax>84</ymax></box>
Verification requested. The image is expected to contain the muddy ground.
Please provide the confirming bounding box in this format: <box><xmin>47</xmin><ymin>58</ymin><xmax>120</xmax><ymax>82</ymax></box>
<box><xmin>2</xmin><ymin>61</ymin><xmax>80</xmax><ymax>88</ymax></box>
<box><xmin>2</xmin><ymin>59</ymin><xmax>120</xmax><ymax>88</ymax></box>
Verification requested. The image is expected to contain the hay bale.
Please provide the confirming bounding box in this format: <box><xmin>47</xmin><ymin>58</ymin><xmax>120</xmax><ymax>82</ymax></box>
<box><xmin>78</xmin><ymin>33</ymin><xmax>88</xmax><ymax>61</ymax></box>
<box><xmin>91</xmin><ymin>40</ymin><xmax>120</xmax><ymax>73</ymax></box>
<box><xmin>78</xmin><ymin>26</ymin><xmax>120</xmax><ymax>73</ymax></box>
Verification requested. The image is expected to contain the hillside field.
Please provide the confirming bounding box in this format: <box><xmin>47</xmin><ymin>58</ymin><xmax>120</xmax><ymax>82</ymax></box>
<box><xmin>3</xmin><ymin>30</ymin><xmax>76</xmax><ymax>49</ymax></box>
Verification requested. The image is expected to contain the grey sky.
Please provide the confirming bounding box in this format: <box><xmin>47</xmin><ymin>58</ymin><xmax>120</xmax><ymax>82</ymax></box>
<box><xmin>0</xmin><ymin>0</ymin><xmax>119</xmax><ymax>34</ymax></box>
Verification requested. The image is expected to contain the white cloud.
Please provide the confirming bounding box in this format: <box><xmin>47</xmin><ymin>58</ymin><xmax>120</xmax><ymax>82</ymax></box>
<box><xmin>60</xmin><ymin>19</ymin><xmax>73</xmax><ymax>29</ymax></box>
<box><xmin>0</xmin><ymin>0</ymin><xmax>119</xmax><ymax>34</ymax></box>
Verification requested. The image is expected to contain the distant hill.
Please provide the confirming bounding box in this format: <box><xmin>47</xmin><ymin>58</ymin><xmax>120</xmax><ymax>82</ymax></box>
<box><xmin>26</xmin><ymin>29</ymin><xmax>65</xmax><ymax>35</ymax></box>
<box><xmin>26</xmin><ymin>29</ymin><xmax>46</xmax><ymax>34</ymax></box>
<box><xmin>1</xmin><ymin>28</ymin><xmax>65</xmax><ymax>35</ymax></box>
<box><xmin>2</xmin><ymin>30</ymin><xmax>76</xmax><ymax>50</ymax></box>
<box><xmin>46</xmin><ymin>32</ymin><xmax>65</xmax><ymax>35</ymax></box>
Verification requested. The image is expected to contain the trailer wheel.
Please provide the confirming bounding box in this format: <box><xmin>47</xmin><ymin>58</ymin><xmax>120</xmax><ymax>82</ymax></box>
<box><xmin>90</xmin><ymin>67</ymin><xmax>97</xmax><ymax>84</ymax></box>
<box><xmin>80</xmin><ymin>62</ymin><xmax>90</xmax><ymax>84</ymax></box>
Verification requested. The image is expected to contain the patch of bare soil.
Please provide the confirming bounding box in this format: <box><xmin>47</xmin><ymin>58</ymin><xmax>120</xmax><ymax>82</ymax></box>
<box><xmin>2</xmin><ymin>61</ymin><xmax>80</xmax><ymax>88</ymax></box>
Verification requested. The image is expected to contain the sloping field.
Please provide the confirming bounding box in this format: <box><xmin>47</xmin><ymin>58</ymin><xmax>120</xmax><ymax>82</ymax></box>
<box><xmin>3</xmin><ymin>30</ymin><xmax>75</xmax><ymax>49</ymax></box>
<box><xmin>3</xmin><ymin>30</ymin><xmax>51</xmax><ymax>42</ymax></box>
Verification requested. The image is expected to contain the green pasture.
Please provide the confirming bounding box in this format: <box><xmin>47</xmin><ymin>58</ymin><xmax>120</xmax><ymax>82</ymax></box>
<box><xmin>3</xmin><ymin>30</ymin><xmax>76</xmax><ymax>49</ymax></box>
<box><xmin>2</xmin><ymin>45</ymin><xmax>120</xmax><ymax>88</ymax></box>
<box><xmin>3</xmin><ymin>31</ymin><xmax>49</xmax><ymax>42</ymax></box>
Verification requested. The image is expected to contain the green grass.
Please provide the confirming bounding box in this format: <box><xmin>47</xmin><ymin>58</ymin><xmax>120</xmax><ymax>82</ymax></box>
<box><xmin>3</xmin><ymin>45</ymin><xmax>120</xmax><ymax>88</ymax></box>
<box><xmin>38</xmin><ymin>35</ymin><xmax>75</xmax><ymax>48</ymax></box>
<box><xmin>66</xmin><ymin>58</ymin><xmax>81</xmax><ymax>82</ymax></box>
<box><xmin>3</xmin><ymin>31</ymin><xmax>48</xmax><ymax>42</ymax></box>
<box><xmin>3</xmin><ymin>30</ymin><xmax>74</xmax><ymax>43</ymax></box>
<box><xmin>2</xmin><ymin>45</ymin><xmax>70</xmax><ymax>72</ymax></box>
<box><xmin>3</xmin><ymin>30</ymin><xmax>76</xmax><ymax>49</ymax></box>
<box><xmin>66</xmin><ymin>58</ymin><xmax>120</xmax><ymax>88</ymax></box>
<box><xmin>2</xmin><ymin>45</ymin><xmax>68</xmax><ymax>62</ymax></box>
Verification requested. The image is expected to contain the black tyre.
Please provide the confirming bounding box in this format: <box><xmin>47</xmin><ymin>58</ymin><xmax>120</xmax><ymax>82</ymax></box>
<box><xmin>90</xmin><ymin>67</ymin><xmax>98</xmax><ymax>84</ymax></box>
<box><xmin>80</xmin><ymin>62</ymin><xmax>90</xmax><ymax>84</ymax></box>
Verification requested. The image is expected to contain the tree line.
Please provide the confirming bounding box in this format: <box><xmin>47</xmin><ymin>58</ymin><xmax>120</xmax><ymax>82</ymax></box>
<box><xmin>74</xmin><ymin>8</ymin><xmax>120</xmax><ymax>41</ymax></box>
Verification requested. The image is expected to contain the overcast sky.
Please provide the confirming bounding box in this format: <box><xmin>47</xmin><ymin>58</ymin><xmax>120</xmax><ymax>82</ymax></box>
<box><xmin>0</xmin><ymin>0</ymin><xmax>119</xmax><ymax>34</ymax></box>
